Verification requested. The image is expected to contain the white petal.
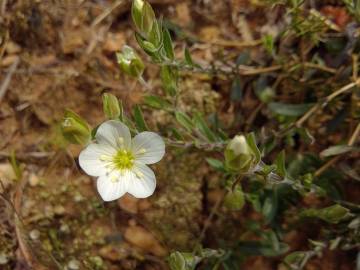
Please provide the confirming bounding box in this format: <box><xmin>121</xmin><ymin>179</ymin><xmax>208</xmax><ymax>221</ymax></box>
<box><xmin>96</xmin><ymin>171</ymin><xmax>131</xmax><ymax>201</ymax></box>
<box><xmin>127</xmin><ymin>163</ymin><xmax>156</xmax><ymax>198</ymax></box>
<box><xmin>131</xmin><ymin>132</ymin><xmax>165</xmax><ymax>164</ymax></box>
<box><xmin>96</xmin><ymin>120</ymin><xmax>131</xmax><ymax>149</ymax></box>
<box><xmin>79</xmin><ymin>143</ymin><xmax>116</xmax><ymax>177</ymax></box>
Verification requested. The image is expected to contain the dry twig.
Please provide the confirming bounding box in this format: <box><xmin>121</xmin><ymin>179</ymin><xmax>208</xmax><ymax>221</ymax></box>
<box><xmin>0</xmin><ymin>56</ymin><xmax>19</xmax><ymax>104</ymax></box>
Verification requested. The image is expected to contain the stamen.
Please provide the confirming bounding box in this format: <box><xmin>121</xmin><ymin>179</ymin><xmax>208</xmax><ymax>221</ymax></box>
<box><xmin>100</xmin><ymin>155</ymin><xmax>112</xmax><ymax>161</ymax></box>
<box><xmin>139</xmin><ymin>148</ymin><xmax>146</xmax><ymax>154</ymax></box>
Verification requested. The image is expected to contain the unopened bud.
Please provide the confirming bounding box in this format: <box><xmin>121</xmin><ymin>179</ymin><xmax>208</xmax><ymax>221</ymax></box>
<box><xmin>116</xmin><ymin>46</ymin><xmax>145</xmax><ymax>78</ymax></box>
<box><xmin>61</xmin><ymin>110</ymin><xmax>91</xmax><ymax>145</ymax></box>
<box><xmin>102</xmin><ymin>93</ymin><xmax>121</xmax><ymax>119</ymax></box>
<box><xmin>225</xmin><ymin>135</ymin><xmax>258</xmax><ymax>173</ymax></box>
<box><xmin>318</xmin><ymin>204</ymin><xmax>350</xmax><ymax>224</ymax></box>
<box><xmin>301</xmin><ymin>204</ymin><xmax>350</xmax><ymax>224</ymax></box>
<box><xmin>224</xmin><ymin>186</ymin><xmax>245</xmax><ymax>211</ymax></box>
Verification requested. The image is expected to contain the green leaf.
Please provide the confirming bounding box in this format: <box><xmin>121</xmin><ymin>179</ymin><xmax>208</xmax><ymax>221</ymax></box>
<box><xmin>262</xmin><ymin>190</ymin><xmax>278</xmax><ymax>224</ymax></box>
<box><xmin>161</xmin><ymin>65</ymin><xmax>178</xmax><ymax>96</ymax></box>
<box><xmin>230</xmin><ymin>76</ymin><xmax>242</xmax><ymax>101</ymax></box>
<box><xmin>10</xmin><ymin>150</ymin><xmax>22</xmax><ymax>181</ymax></box>
<box><xmin>143</xmin><ymin>95</ymin><xmax>171</xmax><ymax>109</ymax></box>
<box><xmin>162</xmin><ymin>28</ymin><xmax>174</xmax><ymax>60</ymax></box>
<box><xmin>102</xmin><ymin>93</ymin><xmax>121</xmax><ymax>119</ymax></box>
<box><xmin>131</xmin><ymin>0</ymin><xmax>143</xmax><ymax>32</ymax></box>
<box><xmin>133</xmin><ymin>105</ymin><xmax>148</xmax><ymax>132</ymax></box>
<box><xmin>171</xmin><ymin>128</ymin><xmax>183</xmax><ymax>140</ymax></box>
<box><xmin>168</xmin><ymin>251</ymin><xmax>200</xmax><ymax>270</ymax></box>
<box><xmin>61</xmin><ymin>110</ymin><xmax>91</xmax><ymax>145</ymax></box>
<box><xmin>175</xmin><ymin>111</ymin><xmax>194</xmax><ymax>132</ymax></box>
<box><xmin>254</xmin><ymin>76</ymin><xmax>274</xmax><ymax>103</ymax></box>
<box><xmin>184</xmin><ymin>47</ymin><xmax>194</xmax><ymax>66</ymax></box>
<box><xmin>235</xmin><ymin>51</ymin><xmax>250</xmax><ymax>66</ymax></box>
<box><xmin>268</xmin><ymin>102</ymin><xmax>314</xmax><ymax>117</ymax></box>
<box><xmin>135</xmin><ymin>32</ymin><xmax>158</xmax><ymax>54</ymax></box>
<box><xmin>320</xmin><ymin>145</ymin><xmax>359</xmax><ymax>157</ymax></box>
<box><xmin>168</xmin><ymin>252</ymin><xmax>187</xmax><ymax>270</ymax></box>
<box><xmin>262</xmin><ymin>34</ymin><xmax>274</xmax><ymax>54</ymax></box>
<box><xmin>206</xmin><ymin>158</ymin><xmax>225</xmax><ymax>171</ymax></box>
<box><xmin>245</xmin><ymin>133</ymin><xmax>261</xmax><ymax>164</ymax></box>
<box><xmin>283</xmin><ymin>251</ymin><xmax>308</xmax><ymax>269</ymax></box>
<box><xmin>141</xmin><ymin>1</ymin><xmax>156</xmax><ymax>36</ymax></box>
<box><xmin>237</xmin><ymin>240</ymin><xmax>289</xmax><ymax>257</ymax></box>
<box><xmin>148</xmin><ymin>19</ymin><xmax>163</xmax><ymax>48</ymax></box>
<box><xmin>193</xmin><ymin>113</ymin><xmax>217</xmax><ymax>142</ymax></box>
<box><xmin>275</xmin><ymin>150</ymin><xmax>286</xmax><ymax>177</ymax></box>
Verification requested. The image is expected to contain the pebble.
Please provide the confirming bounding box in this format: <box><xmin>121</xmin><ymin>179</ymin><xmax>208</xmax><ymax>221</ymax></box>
<box><xmin>54</xmin><ymin>205</ymin><xmax>66</xmax><ymax>215</ymax></box>
<box><xmin>68</xmin><ymin>259</ymin><xmax>80</xmax><ymax>270</ymax></box>
<box><xmin>29</xmin><ymin>173</ymin><xmax>40</xmax><ymax>187</ymax></box>
<box><xmin>118</xmin><ymin>194</ymin><xmax>139</xmax><ymax>214</ymax></box>
<box><xmin>124</xmin><ymin>226</ymin><xmax>167</xmax><ymax>256</ymax></box>
<box><xmin>29</xmin><ymin>229</ymin><xmax>40</xmax><ymax>240</ymax></box>
<box><xmin>0</xmin><ymin>253</ymin><xmax>8</xmax><ymax>265</ymax></box>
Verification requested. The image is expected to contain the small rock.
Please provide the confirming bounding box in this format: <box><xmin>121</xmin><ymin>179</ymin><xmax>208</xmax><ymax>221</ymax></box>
<box><xmin>138</xmin><ymin>199</ymin><xmax>151</xmax><ymax>211</ymax></box>
<box><xmin>61</xmin><ymin>30</ymin><xmax>86</xmax><ymax>54</ymax></box>
<box><xmin>199</xmin><ymin>26</ymin><xmax>221</xmax><ymax>42</ymax></box>
<box><xmin>29</xmin><ymin>229</ymin><xmax>40</xmax><ymax>240</ymax></box>
<box><xmin>68</xmin><ymin>259</ymin><xmax>80</xmax><ymax>270</ymax></box>
<box><xmin>124</xmin><ymin>226</ymin><xmax>167</xmax><ymax>257</ymax></box>
<box><xmin>60</xmin><ymin>224</ymin><xmax>70</xmax><ymax>234</ymax></box>
<box><xmin>29</xmin><ymin>173</ymin><xmax>40</xmax><ymax>187</ymax></box>
<box><xmin>6</xmin><ymin>41</ymin><xmax>21</xmax><ymax>54</ymax></box>
<box><xmin>0</xmin><ymin>253</ymin><xmax>8</xmax><ymax>265</ymax></box>
<box><xmin>99</xmin><ymin>245</ymin><xmax>129</xmax><ymax>261</ymax></box>
<box><xmin>175</xmin><ymin>3</ymin><xmax>191</xmax><ymax>27</ymax></box>
<box><xmin>54</xmin><ymin>205</ymin><xmax>66</xmax><ymax>215</ymax></box>
<box><xmin>118</xmin><ymin>194</ymin><xmax>139</xmax><ymax>214</ymax></box>
<box><xmin>0</xmin><ymin>55</ymin><xmax>19</xmax><ymax>67</ymax></box>
<box><xmin>103</xmin><ymin>32</ymin><xmax>125</xmax><ymax>52</ymax></box>
<box><xmin>74</xmin><ymin>193</ymin><xmax>84</xmax><ymax>202</ymax></box>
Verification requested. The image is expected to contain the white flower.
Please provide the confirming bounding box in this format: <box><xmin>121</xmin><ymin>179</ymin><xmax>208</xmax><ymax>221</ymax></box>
<box><xmin>78</xmin><ymin>120</ymin><xmax>165</xmax><ymax>201</ymax></box>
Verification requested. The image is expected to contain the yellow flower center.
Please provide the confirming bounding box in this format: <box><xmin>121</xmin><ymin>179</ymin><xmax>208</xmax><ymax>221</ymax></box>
<box><xmin>113</xmin><ymin>150</ymin><xmax>134</xmax><ymax>170</ymax></box>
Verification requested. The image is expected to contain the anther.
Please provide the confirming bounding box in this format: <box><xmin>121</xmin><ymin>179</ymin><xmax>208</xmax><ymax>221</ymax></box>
<box><xmin>100</xmin><ymin>155</ymin><xmax>111</xmax><ymax>161</ymax></box>
<box><xmin>139</xmin><ymin>148</ymin><xmax>146</xmax><ymax>154</ymax></box>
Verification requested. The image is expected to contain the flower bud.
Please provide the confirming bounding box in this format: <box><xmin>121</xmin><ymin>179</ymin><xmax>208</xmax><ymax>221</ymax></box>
<box><xmin>102</xmin><ymin>93</ymin><xmax>121</xmax><ymax>119</ymax></box>
<box><xmin>224</xmin><ymin>186</ymin><xmax>245</xmax><ymax>211</ymax></box>
<box><xmin>301</xmin><ymin>204</ymin><xmax>350</xmax><ymax>224</ymax></box>
<box><xmin>318</xmin><ymin>204</ymin><xmax>350</xmax><ymax>224</ymax></box>
<box><xmin>61</xmin><ymin>110</ymin><xmax>91</xmax><ymax>145</ymax></box>
<box><xmin>225</xmin><ymin>135</ymin><xmax>259</xmax><ymax>173</ymax></box>
<box><xmin>116</xmin><ymin>46</ymin><xmax>145</xmax><ymax>78</ymax></box>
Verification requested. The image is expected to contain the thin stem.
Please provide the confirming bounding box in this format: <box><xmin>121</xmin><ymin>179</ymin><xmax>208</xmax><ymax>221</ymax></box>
<box><xmin>348</xmin><ymin>122</ymin><xmax>360</xmax><ymax>146</ymax></box>
<box><xmin>296</xmin><ymin>79</ymin><xmax>360</xmax><ymax>128</ymax></box>
<box><xmin>315</xmin><ymin>122</ymin><xmax>360</xmax><ymax>177</ymax></box>
<box><xmin>165</xmin><ymin>138</ymin><xmax>226</xmax><ymax>151</ymax></box>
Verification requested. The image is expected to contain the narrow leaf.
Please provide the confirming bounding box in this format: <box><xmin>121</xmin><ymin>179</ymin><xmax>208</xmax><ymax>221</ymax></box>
<box><xmin>175</xmin><ymin>111</ymin><xmax>194</xmax><ymax>132</ymax></box>
<box><xmin>133</xmin><ymin>105</ymin><xmax>148</xmax><ymax>132</ymax></box>
<box><xmin>320</xmin><ymin>145</ymin><xmax>359</xmax><ymax>157</ymax></box>
<box><xmin>268</xmin><ymin>102</ymin><xmax>314</xmax><ymax>117</ymax></box>
<box><xmin>163</xmin><ymin>28</ymin><xmax>174</xmax><ymax>60</ymax></box>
